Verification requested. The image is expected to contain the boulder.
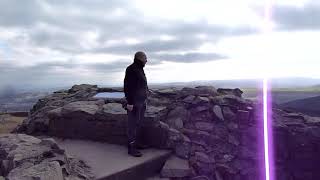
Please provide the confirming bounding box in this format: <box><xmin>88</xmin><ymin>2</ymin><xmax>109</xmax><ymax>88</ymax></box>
<box><xmin>194</xmin><ymin>151</ymin><xmax>214</xmax><ymax>164</ymax></box>
<box><xmin>194</xmin><ymin>122</ymin><xmax>214</xmax><ymax>132</ymax></box>
<box><xmin>7</xmin><ymin>161</ymin><xmax>64</xmax><ymax>180</ymax></box>
<box><xmin>213</xmin><ymin>105</ymin><xmax>224</xmax><ymax>121</ymax></box>
<box><xmin>179</xmin><ymin>86</ymin><xmax>218</xmax><ymax>98</ymax></box>
<box><xmin>217</xmin><ymin>88</ymin><xmax>243</xmax><ymax>97</ymax></box>
<box><xmin>166</xmin><ymin>106</ymin><xmax>189</xmax><ymax>130</ymax></box>
<box><xmin>68</xmin><ymin>84</ymin><xmax>98</xmax><ymax>93</ymax></box>
<box><xmin>174</xmin><ymin>135</ymin><xmax>191</xmax><ymax>159</ymax></box>
<box><xmin>183</xmin><ymin>95</ymin><xmax>195</xmax><ymax>104</ymax></box>
<box><xmin>160</xmin><ymin>156</ymin><xmax>191</xmax><ymax>178</ymax></box>
<box><xmin>0</xmin><ymin>134</ymin><xmax>93</xmax><ymax>179</ymax></box>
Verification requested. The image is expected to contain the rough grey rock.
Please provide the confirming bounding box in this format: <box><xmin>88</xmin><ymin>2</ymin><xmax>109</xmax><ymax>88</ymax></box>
<box><xmin>190</xmin><ymin>176</ymin><xmax>210</xmax><ymax>180</ymax></box>
<box><xmin>174</xmin><ymin>135</ymin><xmax>191</xmax><ymax>159</ymax></box>
<box><xmin>213</xmin><ymin>105</ymin><xmax>224</xmax><ymax>121</ymax></box>
<box><xmin>183</xmin><ymin>95</ymin><xmax>195</xmax><ymax>103</ymax></box>
<box><xmin>236</xmin><ymin>110</ymin><xmax>250</xmax><ymax>123</ymax></box>
<box><xmin>145</xmin><ymin>106</ymin><xmax>167</xmax><ymax>120</ymax></box>
<box><xmin>222</xmin><ymin>106</ymin><xmax>236</xmax><ymax>121</ymax></box>
<box><xmin>61</xmin><ymin>101</ymin><xmax>99</xmax><ymax>116</ymax></box>
<box><xmin>166</xmin><ymin>106</ymin><xmax>189</xmax><ymax>130</ymax></box>
<box><xmin>194</xmin><ymin>122</ymin><xmax>214</xmax><ymax>132</ymax></box>
<box><xmin>147</xmin><ymin>175</ymin><xmax>170</xmax><ymax>180</ymax></box>
<box><xmin>160</xmin><ymin>156</ymin><xmax>191</xmax><ymax>178</ymax></box>
<box><xmin>68</xmin><ymin>84</ymin><xmax>98</xmax><ymax>93</ymax></box>
<box><xmin>157</xmin><ymin>88</ymin><xmax>178</xmax><ymax>96</ymax></box>
<box><xmin>179</xmin><ymin>86</ymin><xmax>218</xmax><ymax>98</ymax></box>
<box><xmin>217</xmin><ymin>88</ymin><xmax>243</xmax><ymax>97</ymax></box>
<box><xmin>102</xmin><ymin>103</ymin><xmax>126</xmax><ymax>115</ymax></box>
<box><xmin>7</xmin><ymin>161</ymin><xmax>64</xmax><ymax>180</ymax></box>
<box><xmin>0</xmin><ymin>134</ymin><xmax>94</xmax><ymax>179</ymax></box>
<box><xmin>101</xmin><ymin>103</ymin><xmax>127</xmax><ymax>121</ymax></box>
<box><xmin>194</xmin><ymin>151</ymin><xmax>214</xmax><ymax>164</ymax></box>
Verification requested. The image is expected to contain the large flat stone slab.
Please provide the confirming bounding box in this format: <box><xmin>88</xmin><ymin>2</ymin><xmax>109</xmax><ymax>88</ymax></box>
<box><xmin>160</xmin><ymin>156</ymin><xmax>191</xmax><ymax>178</ymax></box>
<box><xmin>54</xmin><ymin>138</ymin><xmax>172</xmax><ymax>180</ymax></box>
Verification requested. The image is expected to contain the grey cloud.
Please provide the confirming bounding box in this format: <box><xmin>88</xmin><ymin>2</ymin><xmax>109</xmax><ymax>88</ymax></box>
<box><xmin>19</xmin><ymin>60</ymin><xmax>129</xmax><ymax>73</ymax></box>
<box><xmin>0</xmin><ymin>60</ymin><xmax>130</xmax><ymax>89</ymax></box>
<box><xmin>150</xmin><ymin>52</ymin><xmax>227</xmax><ymax>63</ymax></box>
<box><xmin>273</xmin><ymin>4</ymin><xmax>320</xmax><ymax>30</ymax></box>
<box><xmin>86</xmin><ymin>61</ymin><xmax>131</xmax><ymax>73</ymax></box>
<box><xmin>167</xmin><ymin>21</ymin><xmax>256</xmax><ymax>37</ymax></box>
<box><xmin>0</xmin><ymin>0</ymin><xmax>258</xmax><ymax>56</ymax></box>
<box><xmin>95</xmin><ymin>37</ymin><xmax>205</xmax><ymax>55</ymax></box>
<box><xmin>95</xmin><ymin>21</ymin><xmax>256</xmax><ymax>55</ymax></box>
<box><xmin>0</xmin><ymin>0</ymin><xmax>43</xmax><ymax>27</ymax></box>
<box><xmin>0</xmin><ymin>0</ymin><xmax>129</xmax><ymax>28</ymax></box>
<box><xmin>29</xmin><ymin>28</ymin><xmax>81</xmax><ymax>54</ymax></box>
<box><xmin>31</xmin><ymin>61</ymin><xmax>78</xmax><ymax>69</ymax></box>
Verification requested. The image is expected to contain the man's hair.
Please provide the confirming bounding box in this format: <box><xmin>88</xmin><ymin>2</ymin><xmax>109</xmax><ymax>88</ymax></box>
<box><xmin>134</xmin><ymin>51</ymin><xmax>146</xmax><ymax>61</ymax></box>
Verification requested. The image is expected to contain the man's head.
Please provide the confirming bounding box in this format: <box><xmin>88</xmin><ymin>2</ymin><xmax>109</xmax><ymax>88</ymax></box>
<box><xmin>134</xmin><ymin>51</ymin><xmax>147</xmax><ymax>67</ymax></box>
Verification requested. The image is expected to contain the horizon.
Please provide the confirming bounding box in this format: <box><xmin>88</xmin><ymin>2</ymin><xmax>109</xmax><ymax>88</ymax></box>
<box><xmin>1</xmin><ymin>77</ymin><xmax>320</xmax><ymax>93</ymax></box>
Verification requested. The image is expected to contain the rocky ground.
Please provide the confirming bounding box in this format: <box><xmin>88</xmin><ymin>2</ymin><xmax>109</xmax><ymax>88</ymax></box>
<box><xmin>0</xmin><ymin>134</ymin><xmax>94</xmax><ymax>180</ymax></box>
<box><xmin>3</xmin><ymin>84</ymin><xmax>320</xmax><ymax>180</ymax></box>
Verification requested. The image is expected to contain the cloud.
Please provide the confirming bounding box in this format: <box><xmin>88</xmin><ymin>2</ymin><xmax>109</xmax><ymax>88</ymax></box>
<box><xmin>5</xmin><ymin>0</ymin><xmax>320</xmax><ymax>89</ymax></box>
<box><xmin>0</xmin><ymin>0</ymin><xmax>43</xmax><ymax>27</ymax></box>
<box><xmin>151</xmin><ymin>52</ymin><xmax>227</xmax><ymax>63</ymax></box>
<box><xmin>273</xmin><ymin>3</ymin><xmax>320</xmax><ymax>30</ymax></box>
<box><xmin>0</xmin><ymin>59</ymin><xmax>133</xmax><ymax>88</ymax></box>
<box><xmin>86</xmin><ymin>61</ymin><xmax>131</xmax><ymax>73</ymax></box>
<box><xmin>0</xmin><ymin>0</ymin><xmax>257</xmax><ymax>56</ymax></box>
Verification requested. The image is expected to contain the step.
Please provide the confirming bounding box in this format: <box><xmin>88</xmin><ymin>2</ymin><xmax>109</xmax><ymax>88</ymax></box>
<box><xmin>54</xmin><ymin>138</ymin><xmax>172</xmax><ymax>180</ymax></box>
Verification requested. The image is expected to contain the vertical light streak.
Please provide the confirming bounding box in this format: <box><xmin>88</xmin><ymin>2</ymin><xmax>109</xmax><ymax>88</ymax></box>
<box><xmin>263</xmin><ymin>0</ymin><xmax>273</xmax><ymax>180</ymax></box>
<box><xmin>263</xmin><ymin>78</ymin><xmax>270</xmax><ymax>180</ymax></box>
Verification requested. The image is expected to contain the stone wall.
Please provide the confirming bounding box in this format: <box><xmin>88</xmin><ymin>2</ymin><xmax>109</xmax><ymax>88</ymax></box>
<box><xmin>14</xmin><ymin>84</ymin><xmax>320</xmax><ymax>180</ymax></box>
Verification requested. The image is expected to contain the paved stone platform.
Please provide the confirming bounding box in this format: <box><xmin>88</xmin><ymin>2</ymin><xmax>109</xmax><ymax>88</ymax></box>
<box><xmin>55</xmin><ymin>138</ymin><xmax>171</xmax><ymax>180</ymax></box>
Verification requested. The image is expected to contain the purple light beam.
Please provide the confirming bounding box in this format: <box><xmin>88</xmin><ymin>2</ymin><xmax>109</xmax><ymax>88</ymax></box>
<box><xmin>263</xmin><ymin>79</ymin><xmax>271</xmax><ymax>180</ymax></box>
<box><xmin>262</xmin><ymin>0</ymin><xmax>274</xmax><ymax>180</ymax></box>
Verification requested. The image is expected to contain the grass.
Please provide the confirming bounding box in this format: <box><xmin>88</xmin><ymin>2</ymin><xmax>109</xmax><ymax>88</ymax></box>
<box><xmin>0</xmin><ymin>114</ymin><xmax>26</xmax><ymax>134</ymax></box>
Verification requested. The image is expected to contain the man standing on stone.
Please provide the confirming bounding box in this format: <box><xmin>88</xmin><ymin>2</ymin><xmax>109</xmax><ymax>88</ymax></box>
<box><xmin>124</xmin><ymin>51</ymin><xmax>149</xmax><ymax>157</ymax></box>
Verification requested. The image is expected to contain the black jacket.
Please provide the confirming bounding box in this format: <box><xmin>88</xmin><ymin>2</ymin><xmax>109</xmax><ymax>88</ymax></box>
<box><xmin>124</xmin><ymin>59</ymin><xmax>148</xmax><ymax>105</ymax></box>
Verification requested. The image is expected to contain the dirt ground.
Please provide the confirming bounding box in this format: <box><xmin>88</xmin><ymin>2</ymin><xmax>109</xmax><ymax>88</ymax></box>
<box><xmin>0</xmin><ymin>114</ymin><xmax>26</xmax><ymax>134</ymax></box>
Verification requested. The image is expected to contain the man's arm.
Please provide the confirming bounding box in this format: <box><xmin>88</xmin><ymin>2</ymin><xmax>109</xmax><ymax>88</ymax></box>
<box><xmin>124</xmin><ymin>67</ymin><xmax>137</xmax><ymax>105</ymax></box>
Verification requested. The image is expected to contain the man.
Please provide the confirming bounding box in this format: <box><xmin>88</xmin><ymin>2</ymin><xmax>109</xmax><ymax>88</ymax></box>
<box><xmin>123</xmin><ymin>51</ymin><xmax>149</xmax><ymax>157</ymax></box>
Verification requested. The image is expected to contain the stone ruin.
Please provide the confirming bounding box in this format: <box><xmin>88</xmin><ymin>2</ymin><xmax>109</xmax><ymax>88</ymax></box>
<box><xmin>2</xmin><ymin>84</ymin><xmax>320</xmax><ymax>180</ymax></box>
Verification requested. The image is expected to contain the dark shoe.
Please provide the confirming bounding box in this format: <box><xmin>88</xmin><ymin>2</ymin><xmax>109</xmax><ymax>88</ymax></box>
<box><xmin>128</xmin><ymin>141</ymin><xmax>142</xmax><ymax>157</ymax></box>
<box><xmin>128</xmin><ymin>148</ymin><xmax>142</xmax><ymax>157</ymax></box>
<box><xmin>136</xmin><ymin>143</ymin><xmax>150</xmax><ymax>149</ymax></box>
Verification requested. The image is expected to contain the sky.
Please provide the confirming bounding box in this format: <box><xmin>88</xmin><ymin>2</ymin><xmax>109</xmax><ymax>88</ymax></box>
<box><xmin>0</xmin><ymin>0</ymin><xmax>319</xmax><ymax>89</ymax></box>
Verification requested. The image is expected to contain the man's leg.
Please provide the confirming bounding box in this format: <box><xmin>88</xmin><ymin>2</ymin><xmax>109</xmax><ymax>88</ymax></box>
<box><xmin>127</xmin><ymin>105</ymin><xmax>142</xmax><ymax>157</ymax></box>
<box><xmin>127</xmin><ymin>109</ymin><xmax>136</xmax><ymax>144</ymax></box>
<box><xmin>136</xmin><ymin>102</ymin><xmax>149</xmax><ymax>149</ymax></box>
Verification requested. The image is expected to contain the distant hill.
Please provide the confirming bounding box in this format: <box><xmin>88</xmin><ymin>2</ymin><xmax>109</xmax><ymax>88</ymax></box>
<box><xmin>147</xmin><ymin>77</ymin><xmax>320</xmax><ymax>89</ymax></box>
<box><xmin>279</xmin><ymin>95</ymin><xmax>320</xmax><ymax>116</ymax></box>
<box><xmin>312</xmin><ymin>84</ymin><xmax>320</xmax><ymax>88</ymax></box>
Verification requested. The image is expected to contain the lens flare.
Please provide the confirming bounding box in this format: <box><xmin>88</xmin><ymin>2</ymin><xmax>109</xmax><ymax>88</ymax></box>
<box><xmin>263</xmin><ymin>0</ymin><xmax>274</xmax><ymax>179</ymax></box>
<box><xmin>263</xmin><ymin>79</ymin><xmax>271</xmax><ymax>180</ymax></box>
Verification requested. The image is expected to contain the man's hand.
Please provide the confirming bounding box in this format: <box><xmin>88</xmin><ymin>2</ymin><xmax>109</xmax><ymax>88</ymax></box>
<box><xmin>147</xmin><ymin>89</ymin><xmax>154</xmax><ymax>96</ymax></box>
<box><xmin>127</xmin><ymin>104</ymin><xmax>134</xmax><ymax>111</ymax></box>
